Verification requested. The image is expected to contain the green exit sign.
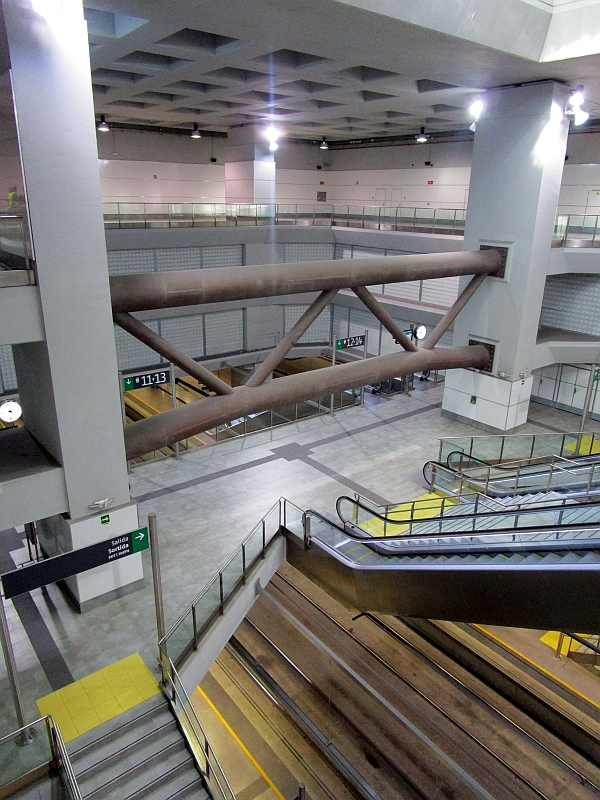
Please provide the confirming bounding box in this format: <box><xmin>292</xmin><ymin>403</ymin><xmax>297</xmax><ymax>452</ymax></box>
<box><xmin>336</xmin><ymin>335</ymin><xmax>365</xmax><ymax>350</ymax></box>
<box><xmin>100</xmin><ymin>514</ymin><xmax>110</xmax><ymax>525</ymax></box>
<box><xmin>471</xmin><ymin>396</ymin><xmax>477</xmax><ymax>404</ymax></box>
<box><xmin>595</xmin><ymin>369</ymin><xmax>599</xmax><ymax>383</ymax></box>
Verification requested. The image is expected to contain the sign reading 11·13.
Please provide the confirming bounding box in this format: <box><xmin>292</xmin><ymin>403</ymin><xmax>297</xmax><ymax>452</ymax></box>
<box><xmin>123</xmin><ymin>369</ymin><xmax>171</xmax><ymax>392</ymax></box>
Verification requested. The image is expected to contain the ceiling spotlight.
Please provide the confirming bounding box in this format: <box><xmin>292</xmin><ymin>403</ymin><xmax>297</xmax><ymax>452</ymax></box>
<box><xmin>569</xmin><ymin>85</ymin><xmax>585</xmax><ymax>107</ymax></box>
<box><xmin>415</xmin><ymin>324</ymin><xmax>427</xmax><ymax>340</ymax></box>
<box><xmin>320</xmin><ymin>137</ymin><xmax>328</xmax><ymax>150</ymax></box>
<box><xmin>191</xmin><ymin>123</ymin><xmax>201</xmax><ymax>139</ymax></box>
<box><xmin>416</xmin><ymin>127</ymin><xmax>428</xmax><ymax>144</ymax></box>
<box><xmin>573</xmin><ymin>106</ymin><xmax>590</xmax><ymax>126</ymax></box>
<box><xmin>269</xmin><ymin>140</ymin><xmax>278</xmax><ymax>151</ymax></box>
<box><xmin>97</xmin><ymin>114</ymin><xmax>109</xmax><ymax>132</ymax></box>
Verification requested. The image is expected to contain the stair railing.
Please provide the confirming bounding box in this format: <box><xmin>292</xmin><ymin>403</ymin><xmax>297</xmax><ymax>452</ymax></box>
<box><xmin>0</xmin><ymin>715</ymin><xmax>82</xmax><ymax>799</ymax></box>
<box><xmin>160</xmin><ymin>656</ymin><xmax>236</xmax><ymax>800</ymax></box>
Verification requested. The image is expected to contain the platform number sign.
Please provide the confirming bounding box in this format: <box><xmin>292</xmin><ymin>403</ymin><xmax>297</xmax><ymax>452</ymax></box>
<box><xmin>123</xmin><ymin>369</ymin><xmax>170</xmax><ymax>392</ymax></box>
<box><xmin>336</xmin><ymin>335</ymin><xmax>365</xmax><ymax>351</ymax></box>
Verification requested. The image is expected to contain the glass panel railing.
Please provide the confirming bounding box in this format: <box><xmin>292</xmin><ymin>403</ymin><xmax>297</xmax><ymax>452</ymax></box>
<box><xmin>0</xmin><ymin>717</ymin><xmax>82</xmax><ymax>800</ymax></box>
<box><xmin>160</xmin><ymin>499</ymin><xmax>285</xmax><ymax>668</ymax></box>
<box><xmin>161</xmin><ymin>659</ymin><xmax>235</xmax><ymax>800</ymax></box>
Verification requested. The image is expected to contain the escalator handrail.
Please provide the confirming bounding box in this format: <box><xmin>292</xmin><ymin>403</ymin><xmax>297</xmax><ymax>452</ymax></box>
<box><xmin>335</xmin><ymin>493</ymin><xmax>600</xmax><ymax>534</ymax></box>
<box><xmin>315</xmin><ymin>506</ymin><xmax>600</xmax><ymax>544</ymax></box>
<box><xmin>445</xmin><ymin>448</ymin><xmax>600</xmax><ymax>474</ymax></box>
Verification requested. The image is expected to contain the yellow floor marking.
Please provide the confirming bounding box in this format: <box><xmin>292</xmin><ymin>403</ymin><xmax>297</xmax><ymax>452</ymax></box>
<box><xmin>563</xmin><ymin>435</ymin><xmax>600</xmax><ymax>456</ymax></box>
<box><xmin>540</xmin><ymin>631</ymin><xmax>595</xmax><ymax>657</ymax></box>
<box><xmin>36</xmin><ymin>653</ymin><xmax>159</xmax><ymax>742</ymax></box>
<box><xmin>473</xmin><ymin>625</ymin><xmax>600</xmax><ymax>711</ymax></box>
<box><xmin>196</xmin><ymin>685</ymin><xmax>285</xmax><ymax>800</ymax></box>
<box><xmin>359</xmin><ymin>491</ymin><xmax>458</xmax><ymax>537</ymax></box>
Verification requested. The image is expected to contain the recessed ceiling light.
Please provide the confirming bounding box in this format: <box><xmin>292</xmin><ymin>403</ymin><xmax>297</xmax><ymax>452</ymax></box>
<box><xmin>97</xmin><ymin>114</ymin><xmax>109</xmax><ymax>132</ymax></box>
<box><xmin>191</xmin><ymin>123</ymin><xmax>201</xmax><ymax>138</ymax></box>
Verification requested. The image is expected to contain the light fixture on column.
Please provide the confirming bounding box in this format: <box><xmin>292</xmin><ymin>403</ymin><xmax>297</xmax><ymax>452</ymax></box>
<box><xmin>191</xmin><ymin>123</ymin><xmax>201</xmax><ymax>139</ymax></box>
<box><xmin>469</xmin><ymin>99</ymin><xmax>484</xmax><ymax>132</ymax></box>
<box><xmin>416</xmin><ymin>127</ymin><xmax>428</xmax><ymax>143</ymax></box>
<box><xmin>265</xmin><ymin>125</ymin><xmax>281</xmax><ymax>151</ymax></box>
<box><xmin>566</xmin><ymin>85</ymin><xmax>590</xmax><ymax>126</ymax></box>
<box><xmin>32</xmin><ymin>0</ymin><xmax>63</xmax><ymax>17</ymax></box>
<box><xmin>97</xmin><ymin>114</ymin><xmax>109</xmax><ymax>132</ymax></box>
<box><xmin>320</xmin><ymin>137</ymin><xmax>328</xmax><ymax>150</ymax></box>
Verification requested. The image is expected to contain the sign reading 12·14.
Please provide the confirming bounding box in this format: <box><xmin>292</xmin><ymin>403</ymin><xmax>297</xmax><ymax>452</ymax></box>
<box><xmin>336</xmin><ymin>335</ymin><xmax>365</xmax><ymax>351</ymax></box>
<box><xmin>123</xmin><ymin>369</ymin><xmax>171</xmax><ymax>392</ymax></box>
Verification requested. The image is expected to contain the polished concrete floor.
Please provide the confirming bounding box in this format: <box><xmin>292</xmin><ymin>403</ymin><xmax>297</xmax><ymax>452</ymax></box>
<box><xmin>1</xmin><ymin>383</ymin><xmax>600</xmax><ymax>738</ymax></box>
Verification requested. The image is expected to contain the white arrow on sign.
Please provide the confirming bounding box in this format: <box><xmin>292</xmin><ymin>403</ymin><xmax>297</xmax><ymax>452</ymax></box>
<box><xmin>135</xmin><ymin>533</ymin><xmax>145</xmax><ymax>541</ymax></box>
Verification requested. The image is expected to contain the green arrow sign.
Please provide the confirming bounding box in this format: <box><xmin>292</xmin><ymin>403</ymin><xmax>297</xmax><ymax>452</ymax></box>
<box><xmin>131</xmin><ymin>526</ymin><xmax>149</xmax><ymax>553</ymax></box>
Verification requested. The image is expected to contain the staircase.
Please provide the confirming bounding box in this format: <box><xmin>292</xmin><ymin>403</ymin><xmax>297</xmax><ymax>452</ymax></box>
<box><xmin>67</xmin><ymin>695</ymin><xmax>208</xmax><ymax>800</ymax></box>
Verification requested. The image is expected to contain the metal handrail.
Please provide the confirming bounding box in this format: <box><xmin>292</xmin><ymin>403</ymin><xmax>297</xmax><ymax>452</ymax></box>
<box><xmin>160</xmin><ymin>657</ymin><xmax>236</xmax><ymax>800</ymax></box>
<box><xmin>438</xmin><ymin>430</ymin><xmax>597</xmax><ymax>465</ymax></box>
<box><xmin>0</xmin><ymin>716</ymin><xmax>82</xmax><ymax>800</ymax></box>
<box><xmin>102</xmin><ymin>202</ymin><xmax>469</xmax><ymax>233</ymax></box>
<box><xmin>338</xmin><ymin>494</ymin><xmax>600</xmax><ymax>539</ymax></box>
<box><xmin>159</xmin><ymin>498</ymin><xmax>283</xmax><ymax>648</ymax></box>
<box><xmin>554</xmin><ymin>213</ymin><xmax>600</xmax><ymax>248</ymax></box>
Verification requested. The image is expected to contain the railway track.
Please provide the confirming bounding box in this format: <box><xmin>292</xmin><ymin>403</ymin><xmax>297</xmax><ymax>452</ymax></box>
<box><xmin>236</xmin><ymin>565</ymin><xmax>600</xmax><ymax>800</ymax></box>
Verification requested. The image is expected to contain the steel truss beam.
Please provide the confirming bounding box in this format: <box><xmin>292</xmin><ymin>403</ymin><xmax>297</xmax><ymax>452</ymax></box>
<box><xmin>110</xmin><ymin>250</ymin><xmax>500</xmax><ymax>313</ymax></box>
<box><xmin>124</xmin><ymin>344</ymin><xmax>490</xmax><ymax>459</ymax></box>
<box><xmin>113</xmin><ymin>250</ymin><xmax>500</xmax><ymax>458</ymax></box>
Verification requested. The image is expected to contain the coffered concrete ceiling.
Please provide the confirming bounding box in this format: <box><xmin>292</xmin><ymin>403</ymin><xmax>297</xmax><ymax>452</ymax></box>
<box><xmin>85</xmin><ymin>0</ymin><xmax>600</xmax><ymax>140</ymax></box>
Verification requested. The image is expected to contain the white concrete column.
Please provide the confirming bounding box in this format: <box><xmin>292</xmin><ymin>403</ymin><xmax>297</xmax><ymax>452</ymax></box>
<box><xmin>3</xmin><ymin>0</ymin><xmax>141</xmax><ymax>610</ymax></box>
<box><xmin>442</xmin><ymin>82</ymin><xmax>569</xmax><ymax>432</ymax></box>
<box><xmin>224</xmin><ymin>126</ymin><xmax>276</xmax><ymax>204</ymax></box>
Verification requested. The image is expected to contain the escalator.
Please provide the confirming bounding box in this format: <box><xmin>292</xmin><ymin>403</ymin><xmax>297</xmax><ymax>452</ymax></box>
<box><xmin>424</xmin><ymin>448</ymin><xmax>600</xmax><ymax>497</ymax></box>
<box><xmin>284</xmin><ymin>498</ymin><xmax>600</xmax><ymax>631</ymax></box>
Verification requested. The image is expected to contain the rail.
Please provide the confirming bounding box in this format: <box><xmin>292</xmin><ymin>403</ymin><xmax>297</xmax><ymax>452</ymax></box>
<box><xmin>159</xmin><ymin>655</ymin><xmax>236</xmax><ymax>800</ymax></box>
<box><xmin>158</xmin><ymin>498</ymin><xmax>302</xmax><ymax>667</ymax></box>
<box><xmin>438</xmin><ymin>430</ymin><xmax>599</xmax><ymax>468</ymax></box>
<box><xmin>102</xmin><ymin>202</ymin><xmax>468</xmax><ymax>233</ymax></box>
<box><xmin>0</xmin><ymin>211</ymin><xmax>35</xmax><ymax>285</ymax></box>
<box><xmin>0</xmin><ymin>715</ymin><xmax>82</xmax><ymax>799</ymax></box>
<box><xmin>554</xmin><ymin>214</ymin><xmax>600</xmax><ymax>248</ymax></box>
<box><xmin>337</xmin><ymin>493</ymin><xmax>600</xmax><ymax>540</ymax></box>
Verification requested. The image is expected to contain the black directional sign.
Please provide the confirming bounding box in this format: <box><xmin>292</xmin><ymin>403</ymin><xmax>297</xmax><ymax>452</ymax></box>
<box><xmin>1</xmin><ymin>528</ymin><xmax>148</xmax><ymax>600</ymax></box>
<box><xmin>123</xmin><ymin>370</ymin><xmax>170</xmax><ymax>392</ymax></box>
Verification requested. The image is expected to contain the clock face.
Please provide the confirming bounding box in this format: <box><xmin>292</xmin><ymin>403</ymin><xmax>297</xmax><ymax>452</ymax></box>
<box><xmin>0</xmin><ymin>400</ymin><xmax>22</xmax><ymax>423</ymax></box>
<box><xmin>415</xmin><ymin>325</ymin><xmax>427</xmax><ymax>340</ymax></box>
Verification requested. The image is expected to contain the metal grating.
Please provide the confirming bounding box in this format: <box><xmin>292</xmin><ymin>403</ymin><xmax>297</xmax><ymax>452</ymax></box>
<box><xmin>204</xmin><ymin>309</ymin><xmax>244</xmax><ymax>354</ymax></box>
<box><xmin>384</xmin><ymin>281</ymin><xmax>421</xmax><ymax>301</ymax></box>
<box><xmin>284</xmin><ymin>243</ymin><xmax>334</xmax><ymax>263</ymax></box>
<box><xmin>540</xmin><ymin>274</ymin><xmax>600</xmax><ymax>336</ymax></box>
<box><xmin>160</xmin><ymin>315</ymin><xmax>205</xmax><ymax>359</ymax></box>
<box><xmin>333</xmin><ymin>304</ymin><xmax>350</xmax><ymax>341</ymax></box>
<box><xmin>284</xmin><ymin>304</ymin><xmax>331</xmax><ymax>343</ymax></box>
<box><xmin>114</xmin><ymin>320</ymin><xmax>163</xmax><ymax>371</ymax></box>
<box><xmin>107</xmin><ymin>249</ymin><xmax>155</xmax><ymax>275</ymax></box>
<box><xmin>420</xmin><ymin>276</ymin><xmax>460</xmax><ymax>307</ymax></box>
<box><xmin>202</xmin><ymin>245</ymin><xmax>243</xmax><ymax>268</ymax></box>
<box><xmin>349</xmin><ymin>308</ymin><xmax>379</xmax><ymax>354</ymax></box>
<box><xmin>0</xmin><ymin>344</ymin><xmax>17</xmax><ymax>392</ymax></box>
<box><xmin>156</xmin><ymin>247</ymin><xmax>202</xmax><ymax>271</ymax></box>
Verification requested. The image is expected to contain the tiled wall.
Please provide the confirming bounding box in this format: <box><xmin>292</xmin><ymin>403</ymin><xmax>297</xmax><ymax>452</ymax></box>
<box><xmin>107</xmin><ymin>244</ymin><xmax>243</xmax><ymax>275</ymax></box>
<box><xmin>540</xmin><ymin>274</ymin><xmax>600</xmax><ymax>335</ymax></box>
<box><xmin>532</xmin><ymin>363</ymin><xmax>600</xmax><ymax>420</ymax></box>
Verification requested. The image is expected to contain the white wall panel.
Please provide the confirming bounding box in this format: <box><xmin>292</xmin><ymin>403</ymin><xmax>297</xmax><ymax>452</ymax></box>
<box><xmin>156</xmin><ymin>247</ymin><xmax>202</xmax><ymax>271</ymax></box>
<box><xmin>160</xmin><ymin>316</ymin><xmax>204</xmax><ymax>359</ymax></box>
<box><xmin>204</xmin><ymin>310</ymin><xmax>244</xmax><ymax>355</ymax></box>
<box><xmin>114</xmin><ymin>321</ymin><xmax>162</xmax><ymax>371</ymax></box>
<box><xmin>107</xmin><ymin>249</ymin><xmax>154</xmax><ymax>275</ymax></box>
<box><xmin>540</xmin><ymin>274</ymin><xmax>600</xmax><ymax>335</ymax></box>
<box><xmin>284</xmin><ymin>304</ymin><xmax>331</xmax><ymax>343</ymax></box>
<box><xmin>284</xmin><ymin>242</ymin><xmax>334</xmax><ymax>262</ymax></box>
<box><xmin>202</xmin><ymin>245</ymin><xmax>243</xmax><ymax>268</ymax></box>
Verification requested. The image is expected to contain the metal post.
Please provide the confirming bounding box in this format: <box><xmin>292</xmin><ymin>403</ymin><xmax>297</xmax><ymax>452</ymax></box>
<box><xmin>0</xmin><ymin>593</ymin><xmax>28</xmax><ymax>730</ymax></box>
<box><xmin>170</xmin><ymin>364</ymin><xmax>181</xmax><ymax>460</ymax></box>
<box><xmin>330</xmin><ymin>339</ymin><xmax>336</xmax><ymax>416</ymax></box>
<box><xmin>298</xmin><ymin>783</ymin><xmax>306</xmax><ymax>800</ymax></box>
<box><xmin>579</xmin><ymin>364</ymin><xmax>597</xmax><ymax>436</ymax></box>
<box><xmin>361</xmin><ymin>329</ymin><xmax>368</xmax><ymax>407</ymax></box>
<box><xmin>148</xmin><ymin>513</ymin><xmax>166</xmax><ymax>642</ymax></box>
<box><xmin>118</xmin><ymin>371</ymin><xmax>132</xmax><ymax>474</ymax></box>
<box><xmin>555</xmin><ymin>632</ymin><xmax>565</xmax><ymax>659</ymax></box>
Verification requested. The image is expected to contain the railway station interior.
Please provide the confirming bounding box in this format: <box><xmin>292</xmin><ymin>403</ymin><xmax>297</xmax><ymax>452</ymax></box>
<box><xmin>7</xmin><ymin>0</ymin><xmax>600</xmax><ymax>798</ymax></box>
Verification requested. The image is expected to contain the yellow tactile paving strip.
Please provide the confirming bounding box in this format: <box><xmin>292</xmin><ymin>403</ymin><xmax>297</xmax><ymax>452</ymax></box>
<box><xmin>540</xmin><ymin>630</ymin><xmax>594</xmax><ymax>657</ymax></box>
<box><xmin>563</xmin><ymin>435</ymin><xmax>600</xmax><ymax>456</ymax></box>
<box><xmin>36</xmin><ymin>653</ymin><xmax>160</xmax><ymax>742</ymax></box>
<box><xmin>360</xmin><ymin>491</ymin><xmax>458</xmax><ymax>537</ymax></box>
